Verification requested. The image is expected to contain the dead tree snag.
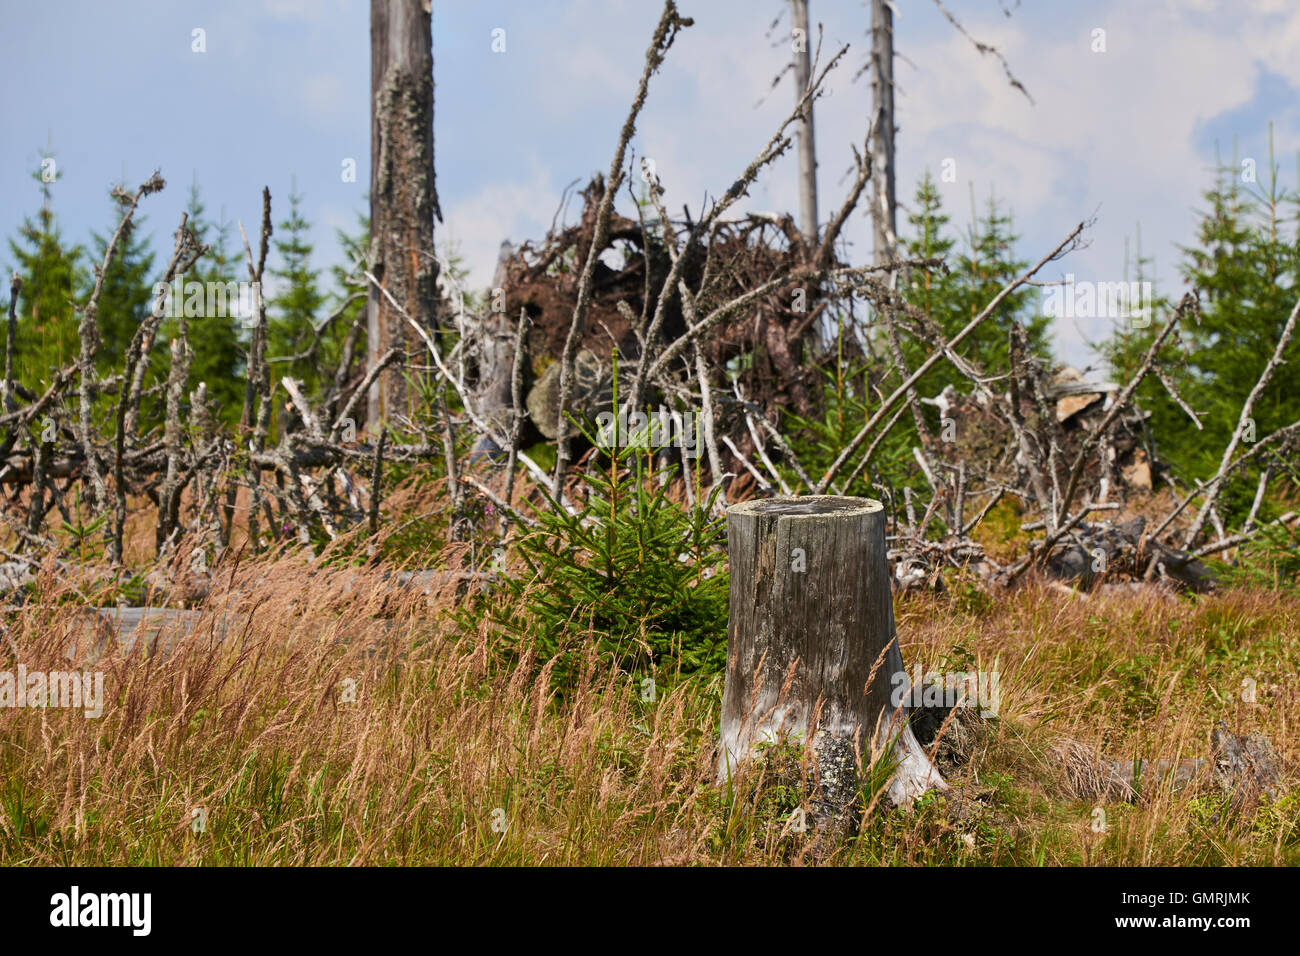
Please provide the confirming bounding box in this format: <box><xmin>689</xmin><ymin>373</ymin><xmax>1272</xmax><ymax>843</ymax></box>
<box><xmin>368</xmin><ymin>0</ymin><xmax>441</xmax><ymax>426</ymax></box>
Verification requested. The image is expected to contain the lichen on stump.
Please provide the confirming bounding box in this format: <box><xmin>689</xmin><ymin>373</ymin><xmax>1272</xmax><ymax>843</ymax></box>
<box><xmin>719</xmin><ymin>496</ymin><xmax>945</xmax><ymax>824</ymax></box>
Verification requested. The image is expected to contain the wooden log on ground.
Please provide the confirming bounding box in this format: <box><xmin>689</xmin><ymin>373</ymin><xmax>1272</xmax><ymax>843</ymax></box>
<box><xmin>58</xmin><ymin>568</ymin><xmax>495</xmax><ymax>663</ymax></box>
<box><xmin>719</xmin><ymin>495</ymin><xmax>945</xmax><ymax>826</ymax></box>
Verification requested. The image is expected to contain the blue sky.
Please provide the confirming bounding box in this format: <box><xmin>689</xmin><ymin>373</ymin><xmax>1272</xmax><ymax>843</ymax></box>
<box><xmin>3</xmin><ymin>0</ymin><xmax>1299</xmax><ymax>369</ymax></box>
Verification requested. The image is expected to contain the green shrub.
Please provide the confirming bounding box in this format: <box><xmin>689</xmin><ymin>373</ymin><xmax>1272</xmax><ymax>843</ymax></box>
<box><xmin>496</xmin><ymin>452</ymin><xmax>727</xmax><ymax>680</ymax></box>
<box><xmin>491</xmin><ymin>372</ymin><xmax>729</xmax><ymax>680</ymax></box>
<box><xmin>1216</xmin><ymin>520</ymin><xmax>1300</xmax><ymax>595</ymax></box>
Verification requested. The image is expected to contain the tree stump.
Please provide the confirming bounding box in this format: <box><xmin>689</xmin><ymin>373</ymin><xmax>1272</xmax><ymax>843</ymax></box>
<box><xmin>719</xmin><ymin>496</ymin><xmax>945</xmax><ymax>826</ymax></box>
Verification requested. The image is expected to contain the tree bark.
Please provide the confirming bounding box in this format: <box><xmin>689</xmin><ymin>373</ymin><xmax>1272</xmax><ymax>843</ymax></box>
<box><xmin>719</xmin><ymin>496</ymin><xmax>945</xmax><ymax>827</ymax></box>
<box><xmin>368</xmin><ymin>0</ymin><xmax>442</xmax><ymax>427</ymax></box>
<box><xmin>470</xmin><ymin>241</ymin><xmax>518</xmax><ymax>460</ymax></box>
<box><xmin>869</xmin><ymin>0</ymin><xmax>897</xmax><ymax>264</ymax></box>
<box><xmin>790</xmin><ymin>0</ymin><xmax>818</xmax><ymax>246</ymax></box>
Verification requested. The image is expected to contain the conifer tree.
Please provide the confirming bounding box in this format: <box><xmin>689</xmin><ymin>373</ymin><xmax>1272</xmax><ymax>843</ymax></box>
<box><xmin>89</xmin><ymin>181</ymin><xmax>156</xmax><ymax>375</ymax></box>
<box><xmin>181</xmin><ymin>181</ymin><xmax>246</xmax><ymax>426</ymax></box>
<box><xmin>320</xmin><ymin>211</ymin><xmax>370</xmax><ymax>417</ymax></box>
<box><xmin>898</xmin><ymin>174</ymin><xmax>1046</xmax><ymax>397</ymax></box>
<box><xmin>269</xmin><ymin>184</ymin><xmax>325</xmax><ymax>395</ymax></box>
<box><xmin>1176</xmin><ymin>142</ymin><xmax>1300</xmax><ymax>485</ymax></box>
<box><xmin>1104</xmin><ymin>133</ymin><xmax>1300</xmax><ymax>522</ymax></box>
<box><xmin>1098</xmin><ymin>227</ymin><xmax>1180</xmax><ymax>466</ymax></box>
<box><xmin>5</xmin><ymin>155</ymin><xmax>87</xmax><ymax>389</ymax></box>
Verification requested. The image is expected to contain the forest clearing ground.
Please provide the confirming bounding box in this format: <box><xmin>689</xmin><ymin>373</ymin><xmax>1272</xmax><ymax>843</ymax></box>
<box><xmin>1</xmin><ymin>554</ymin><xmax>1295</xmax><ymax>866</ymax></box>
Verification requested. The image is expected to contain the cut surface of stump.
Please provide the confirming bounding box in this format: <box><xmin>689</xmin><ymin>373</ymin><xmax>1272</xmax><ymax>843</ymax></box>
<box><xmin>719</xmin><ymin>496</ymin><xmax>946</xmax><ymax>819</ymax></box>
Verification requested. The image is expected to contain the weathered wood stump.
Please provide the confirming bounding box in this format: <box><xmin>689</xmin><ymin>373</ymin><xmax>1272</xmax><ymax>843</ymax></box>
<box><xmin>719</xmin><ymin>496</ymin><xmax>945</xmax><ymax>825</ymax></box>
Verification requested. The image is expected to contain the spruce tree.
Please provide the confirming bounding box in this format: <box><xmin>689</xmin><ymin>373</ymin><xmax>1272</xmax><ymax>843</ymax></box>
<box><xmin>5</xmin><ymin>155</ymin><xmax>87</xmax><ymax>389</ymax></box>
<box><xmin>1102</xmin><ymin>132</ymin><xmax>1300</xmax><ymax>525</ymax></box>
<box><xmin>181</xmin><ymin>181</ymin><xmax>246</xmax><ymax>426</ymax></box>
<box><xmin>956</xmin><ymin>190</ymin><xmax>1049</xmax><ymax>370</ymax></box>
<box><xmin>1098</xmin><ymin>228</ymin><xmax>1181</xmax><ymax>469</ymax></box>
<box><xmin>1177</xmin><ymin>144</ymin><xmax>1300</xmax><ymax>478</ymax></box>
<box><xmin>89</xmin><ymin>181</ymin><xmax>156</xmax><ymax>375</ymax></box>
<box><xmin>898</xmin><ymin>174</ymin><xmax>1046</xmax><ymax>397</ymax></box>
<box><xmin>321</xmin><ymin>211</ymin><xmax>370</xmax><ymax>414</ymax></box>
<box><xmin>269</xmin><ymin>184</ymin><xmax>325</xmax><ymax>395</ymax></box>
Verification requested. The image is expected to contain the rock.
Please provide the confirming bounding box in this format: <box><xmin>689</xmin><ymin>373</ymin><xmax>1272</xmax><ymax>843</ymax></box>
<box><xmin>1121</xmin><ymin>448</ymin><xmax>1152</xmax><ymax>490</ymax></box>
<box><xmin>1056</xmin><ymin>391</ymin><xmax>1104</xmax><ymax>422</ymax></box>
<box><xmin>524</xmin><ymin>350</ymin><xmax>608</xmax><ymax>440</ymax></box>
<box><xmin>1048</xmin><ymin>366</ymin><xmax>1116</xmax><ymax>423</ymax></box>
<box><xmin>1212</xmin><ymin>721</ymin><xmax>1282</xmax><ymax>808</ymax></box>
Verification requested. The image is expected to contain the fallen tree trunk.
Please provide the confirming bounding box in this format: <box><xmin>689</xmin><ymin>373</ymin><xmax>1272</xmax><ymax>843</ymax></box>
<box><xmin>718</xmin><ymin>495</ymin><xmax>945</xmax><ymax>833</ymax></box>
<box><xmin>1052</xmin><ymin>722</ymin><xmax>1282</xmax><ymax>809</ymax></box>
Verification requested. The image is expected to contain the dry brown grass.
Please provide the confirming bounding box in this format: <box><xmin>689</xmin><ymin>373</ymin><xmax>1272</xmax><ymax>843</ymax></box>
<box><xmin>1</xmin><ymin>550</ymin><xmax>1296</xmax><ymax>865</ymax></box>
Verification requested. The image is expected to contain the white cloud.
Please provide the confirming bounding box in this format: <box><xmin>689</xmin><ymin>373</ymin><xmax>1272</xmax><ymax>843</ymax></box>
<box><xmin>441</xmin><ymin>155</ymin><xmax>557</xmax><ymax>289</ymax></box>
<box><xmin>886</xmin><ymin>0</ymin><xmax>1298</xmax><ymax>365</ymax></box>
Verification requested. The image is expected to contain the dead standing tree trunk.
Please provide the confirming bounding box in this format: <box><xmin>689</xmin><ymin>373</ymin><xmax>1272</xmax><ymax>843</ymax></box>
<box><xmin>790</xmin><ymin>0</ymin><xmax>818</xmax><ymax>246</ymax></box>
<box><xmin>869</xmin><ymin>0</ymin><xmax>897</xmax><ymax>264</ymax></box>
<box><xmin>719</xmin><ymin>496</ymin><xmax>945</xmax><ymax>832</ymax></box>
<box><xmin>368</xmin><ymin>0</ymin><xmax>442</xmax><ymax>427</ymax></box>
<box><xmin>469</xmin><ymin>241</ymin><xmax>518</xmax><ymax>461</ymax></box>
